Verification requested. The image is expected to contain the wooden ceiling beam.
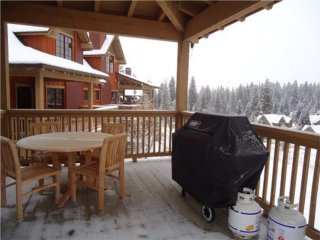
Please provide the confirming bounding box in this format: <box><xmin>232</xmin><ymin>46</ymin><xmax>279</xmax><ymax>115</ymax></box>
<box><xmin>128</xmin><ymin>0</ymin><xmax>137</xmax><ymax>17</ymax></box>
<box><xmin>184</xmin><ymin>0</ymin><xmax>277</xmax><ymax>42</ymax></box>
<box><xmin>156</xmin><ymin>0</ymin><xmax>185</xmax><ymax>32</ymax></box>
<box><xmin>178</xmin><ymin>2</ymin><xmax>200</xmax><ymax>17</ymax></box>
<box><xmin>200</xmin><ymin>0</ymin><xmax>213</xmax><ymax>6</ymax></box>
<box><xmin>1</xmin><ymin>1</ymin><xmax>181</xmax><ymax>42</ymax></box>
<box><xmin>94</xmin><ymin>0</ymin><xmax>101</xmax><ymax>12</ymax></box>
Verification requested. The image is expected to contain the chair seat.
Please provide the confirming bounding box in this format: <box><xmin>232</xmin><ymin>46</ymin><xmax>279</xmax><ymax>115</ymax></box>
<box><xmin>21</xmin><ymin>165</ymin><xmax>61</xmax><ymax>183</ymax></box>
<box><xmin>73</xmin><ymin>162</ymin><xmax>100</xmax><ymax>177</ymax></box>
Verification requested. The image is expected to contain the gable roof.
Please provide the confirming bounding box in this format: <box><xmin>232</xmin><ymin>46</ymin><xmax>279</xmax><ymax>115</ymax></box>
<box><xmin>309</xmin><ymin>115</ymin><xmax>320</xmax><ymax>125</ymax></box>
<box><xmin>8</xmin><ymin>24</ymin><xmax>108</xmax><ymax>79</ymax></box>
<box><xmin>83</xmin><ymin>35</ymin><xmax>126</xmax><ymax>64</ymax></box>
<box><xmin>117</xmin><ymin>72</ymin><xmax>159</xmax><ymax>89</ymax></box>
<box><xmin>257</xmin><ymin>114</ymin><xmax>292</xmax><ymax>126</ymax></box>
<box><xmin>302</xmin><ymin>125</ymin><xmax>320</xmax><ymax>134</ymax></box>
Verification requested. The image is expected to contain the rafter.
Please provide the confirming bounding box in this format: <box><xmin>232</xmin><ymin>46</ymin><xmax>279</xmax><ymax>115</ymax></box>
<box><xmin>156</xmin><ymin>0</ymin><xmax>185</xmax><ymax>32</ymax></box>
<box><xmin>158</xmin><ymin>11</ymin><xmax>166</xmax><ymax>22</ymax></box>
<box><xmin>184</xmin><ymin>0</ymin><xmax>277</xmax><ymax>42</ymax></box>
<box><xmin>128</xmin><ymin>0</ymin><xmax>137</xmax><ymax>17</ymax></box>
<box><xmin>1</xmin><ymin>1</ymin><xmax>181</xmax><ymax>42</ymax></box>
<box><xmin>94</xmin><ymin>0</ymin><xmax>101</xmax><ymax>12</ymax></box>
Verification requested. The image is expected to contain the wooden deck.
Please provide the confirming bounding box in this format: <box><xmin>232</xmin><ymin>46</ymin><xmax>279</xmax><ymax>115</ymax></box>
<box><xmin>1</xmin><ymin>158</ymin><xmax>271</xmax><ymax>240</ymax></box>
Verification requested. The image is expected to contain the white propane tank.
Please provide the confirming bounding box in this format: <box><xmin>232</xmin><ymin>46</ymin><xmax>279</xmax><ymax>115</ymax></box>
<box><xmin>267</xmin><ymin>196</ymin><xmax>306</xmax><ymax>240</ymax></box>
<box><xmin>228</xmin><ymin>188</ymin><xmax>261</xmax><ymax>239</ymax></box>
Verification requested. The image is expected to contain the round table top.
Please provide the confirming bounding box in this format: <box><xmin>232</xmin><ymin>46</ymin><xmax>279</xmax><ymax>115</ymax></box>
<box><xmin>16</xmin><ymin>132</ymin><xmax>109</xmax><ymax>152</ymax></box>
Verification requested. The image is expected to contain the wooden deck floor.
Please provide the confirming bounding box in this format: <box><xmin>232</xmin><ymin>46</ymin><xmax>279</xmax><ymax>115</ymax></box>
<box><xmin>1</xmin><ymin>158</ymin><xmax>269</xmax><ymax>240</ymax></box>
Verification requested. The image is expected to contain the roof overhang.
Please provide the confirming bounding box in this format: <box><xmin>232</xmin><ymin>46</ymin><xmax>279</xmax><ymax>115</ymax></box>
<box><xmin>10</xmin><ymin>63</ymin><xmax>107</xmax><ymax>83</ymax></box>
<box><xmin>117</xmin><ymin>72</ymin><xmax>159</xmax><ymax>90</ymax></box>
<box><xmin>0</xmin><ymin>1</ymin><xmax>280</xmax><ymax>43</ymax></box>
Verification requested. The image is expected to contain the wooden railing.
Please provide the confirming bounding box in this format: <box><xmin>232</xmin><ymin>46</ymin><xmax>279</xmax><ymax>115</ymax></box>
<box><xmin>3</xmin><ymin>109</ymin><xmax>320</xmax><ymax>239</ymax></box>
<box><xmin>179</xmin><ymin>111</ymin><xmax>320</xmax><ymax>239</ymax></box>
<box><xmin>4</xmin><ymin>109</ymin><xmax>177</xmax><ymax>161</ymax></box>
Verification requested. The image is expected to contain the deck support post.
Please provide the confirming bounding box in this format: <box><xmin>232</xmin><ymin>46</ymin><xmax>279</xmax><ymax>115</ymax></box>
<box><xmin>175</xmin><ymin>40</ymin><xmax>190</xmax><ymax>129</ymax></box>
<box><xmin>88</xmin><ymin>82</ymin><xmax>93</xmax><ymax>109</ymax></box>
<box><xmin>1</xmin><ymin>21</ymin><xmax>10</xmax><ymax>137</ymax></box>
<box><xmin>35</xmin><ymin>71</ymin><xmax>44</xmax><ymax>109</ymax></box>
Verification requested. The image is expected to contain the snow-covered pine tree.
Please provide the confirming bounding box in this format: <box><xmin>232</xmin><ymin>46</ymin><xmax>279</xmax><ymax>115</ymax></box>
<box><xmin>168</xmin><ymin>77</ymin><xmax>176</xmax><ymax>110</ymax></box>
<box><xmin>260</xmin><ymin>79</ymin><xmax>273</xmax><ymax>114</ymax></box>
<box><xmin>188</xmin><ymin>76</ymin><xmax>198</xmax><ymax>111</ymax></box>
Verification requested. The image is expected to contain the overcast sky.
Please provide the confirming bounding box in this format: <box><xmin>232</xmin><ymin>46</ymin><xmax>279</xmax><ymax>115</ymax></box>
<box><xmin>120</xmin><ymin>0</ymin><xmax>320</xmax><ymax>89</ymax></box>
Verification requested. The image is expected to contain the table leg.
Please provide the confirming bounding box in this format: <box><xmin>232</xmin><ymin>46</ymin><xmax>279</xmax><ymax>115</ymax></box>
<box><xmin>57</xmin><ymin>152</ymin><xmax>75</xmax><ymax>208</ymax></box>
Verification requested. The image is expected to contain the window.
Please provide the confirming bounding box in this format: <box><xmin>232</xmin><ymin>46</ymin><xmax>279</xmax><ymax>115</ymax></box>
<box><xmin>109</xmin><ymin>55</ymin><xmax>114</xmax><ymax>73</ymax></box>
<box><xmin>106</xmin><ymin>56</ymin><xmax>110</xmax><ymax>73</ymax></box>
<box><xmin>83</xmin><ymin>89</ymin><xmax>89</xmax><ymax>101</ymax></box>
<box><xmin>47</xmin><ymin>87</ymin><xmax>64</xmax><ymax>109</ymax></box>
<box><xmin>94</xmin><ymin>89</ymin><xmax>100</xmax><ymax>101</ymax></box>
<box><xmin>106</xmin><ymin>55</ymin><xmax>114</xmax><ymax>73</ymax></box>
<box><xmin>56</xmin><ymin>33</ymin><xmax>72</xmax><ymax>60</ymax></box>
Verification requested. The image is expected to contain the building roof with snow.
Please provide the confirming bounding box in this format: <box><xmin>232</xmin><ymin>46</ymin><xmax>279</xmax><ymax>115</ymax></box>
<box><xmin>83</xmin><ymin>35</ymin><xmax>126</xmax><ymax>64</ymax></box>
<box><xmin>8</xmin><ymin>24</ymin><xmax>108</xmax><ymax>80</ymax></box>
<box><xmin>309</xmin><ymin>115</ymin><xmax>320</xmax><ymax>125</ymax></box>
<box><xmin>302</xmin><ymin>125</ymin><xmax>320</xmax><ymax>134</ymax></box>
<box><xmin>257</xmin><ymin>114</ymin><xmax>292</xmax><ymax>127</ymax></box>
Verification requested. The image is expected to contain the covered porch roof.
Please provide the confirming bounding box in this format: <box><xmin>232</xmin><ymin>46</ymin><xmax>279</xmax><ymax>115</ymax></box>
<box><xmin>0</xmin><ymin>0</ymin><xmax>283</xmax><ymax>128</ymax></box>
<box><xmin>1</xmin><ymin>1</ymin><xmax>279</xmax><ymax>43</ymax></box>
<box><xmin>117</xmin><ymin>72</ymin><xmax>160</xmax><ymax>91</ymax></box>
<box><xmin>1</xmin><ymin>0</ymin><xmax>280</xmax><ymax>112</ymax></box>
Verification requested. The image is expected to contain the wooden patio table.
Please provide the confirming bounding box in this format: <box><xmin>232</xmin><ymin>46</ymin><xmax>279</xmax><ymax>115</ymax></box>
<box><xmin>16</xmin><ymin>131</ymin><xmax>109</xmax><ymax>208</ymax></box>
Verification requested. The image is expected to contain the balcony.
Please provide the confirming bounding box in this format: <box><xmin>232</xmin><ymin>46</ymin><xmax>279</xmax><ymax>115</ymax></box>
<box><xmin>1</xmin><ymin>1</ymin><xmax>318</xmax><ymax>238</ymax></box>
<box><xmin>1</xmin><ymin>109</ymin><xmax>319</xmax><ymax>239</ymax></box>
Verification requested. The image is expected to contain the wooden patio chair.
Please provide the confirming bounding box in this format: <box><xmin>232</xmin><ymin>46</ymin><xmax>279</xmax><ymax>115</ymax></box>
<box><xmin>70</xmin><ymin>132</ymin><xmax>127</xmax><ymax>211</ymax></box>
<box><xmin>0</xmin><ymin>136</ymin><xmax>61</xmax><ymax>222</ymax></box>
<box><xmin>97</xmin><ymin>121</ymin><xmax>126</xmax><ymax>157</ymax></box>
<box><xmin>28</xmin><ymin>121</ymin><xmax>68</xmax><ymax>167</ymax></box>
<box><xmin>86</xmin><ymin>122</ymin><xmax>126</xmax><ymax>163</ymax></box>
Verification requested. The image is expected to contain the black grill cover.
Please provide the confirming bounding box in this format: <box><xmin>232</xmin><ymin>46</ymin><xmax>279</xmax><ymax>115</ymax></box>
<box><xmin>172</xmin><ymin>113</ymin><xmax>268</xmax><ymax>208</ymax></box>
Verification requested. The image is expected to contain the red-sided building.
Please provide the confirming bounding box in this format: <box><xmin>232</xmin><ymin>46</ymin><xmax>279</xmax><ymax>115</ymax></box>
<box><xmin>8</xmin><ymin>24</ymin><xmax>126</xmax><ymax>109</ymax></box>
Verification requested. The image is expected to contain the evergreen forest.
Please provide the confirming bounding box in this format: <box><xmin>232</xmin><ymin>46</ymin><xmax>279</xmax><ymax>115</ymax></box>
<box><xmin>154</xmin><ymin>77</ymin><xmax>320</xmax><ymax>129</ymax></box>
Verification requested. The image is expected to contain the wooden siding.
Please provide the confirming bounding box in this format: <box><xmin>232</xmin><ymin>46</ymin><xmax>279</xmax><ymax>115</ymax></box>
<box><xmin>85</xmin><ymin>56</ymin><xmax>105</xmax><ymax>71</ymax></box>
<box><xmin>20</xmin><ymin>35</ymin><xmax>55</xmax><ymax>55</ymax></box>
<box><xmin>66</xmin><ymin>81</ymin><xmax>83</xmax><ymax>109</ymax></box>
<box><xmin>73</xmin><ymin>32</ymin><xmax>84</xmax><ymax>64</ymax></box>
<box><xmin>101</xmin><ymin>81</ymin><xmax>112</xmax><ymax>104</ymax></box>
<box><xmin>89</xmin><ymin>32</ymin><xmax>106</xmax><ymax>49</ymax></box>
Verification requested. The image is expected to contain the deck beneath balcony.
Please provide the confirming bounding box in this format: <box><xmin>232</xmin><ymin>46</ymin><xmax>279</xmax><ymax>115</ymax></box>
<box><xmin>2</xmin><ymin>157</ymin><xmax>271</xmax><ymax>240</ymax></box>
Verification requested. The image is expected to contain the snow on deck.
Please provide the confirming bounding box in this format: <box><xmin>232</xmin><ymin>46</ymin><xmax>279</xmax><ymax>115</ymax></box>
<box><xmin>1</xmin><ymin>158</ymin><xmax>277</xmax><ymax>240</ymax></box>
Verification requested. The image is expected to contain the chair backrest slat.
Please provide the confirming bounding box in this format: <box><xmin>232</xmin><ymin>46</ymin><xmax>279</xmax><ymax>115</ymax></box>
<box><xmin>29</xmin><ymin>122</ymin><xmax>59</xmax><ymax>136</ymax></box>
<box><xmin>99</xmin><ymin>133</ymin><xmax>127</xmax><ymax>173</ymax></box>
<box><xmin>102</xmin><ymin>122</ymin><xmax>125</xmax><ymax>135</ymax></box>
<box><xmin>1</xmin><ymin>136</ymin><xmax>21</xmax><ymax>179</ymax></box>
